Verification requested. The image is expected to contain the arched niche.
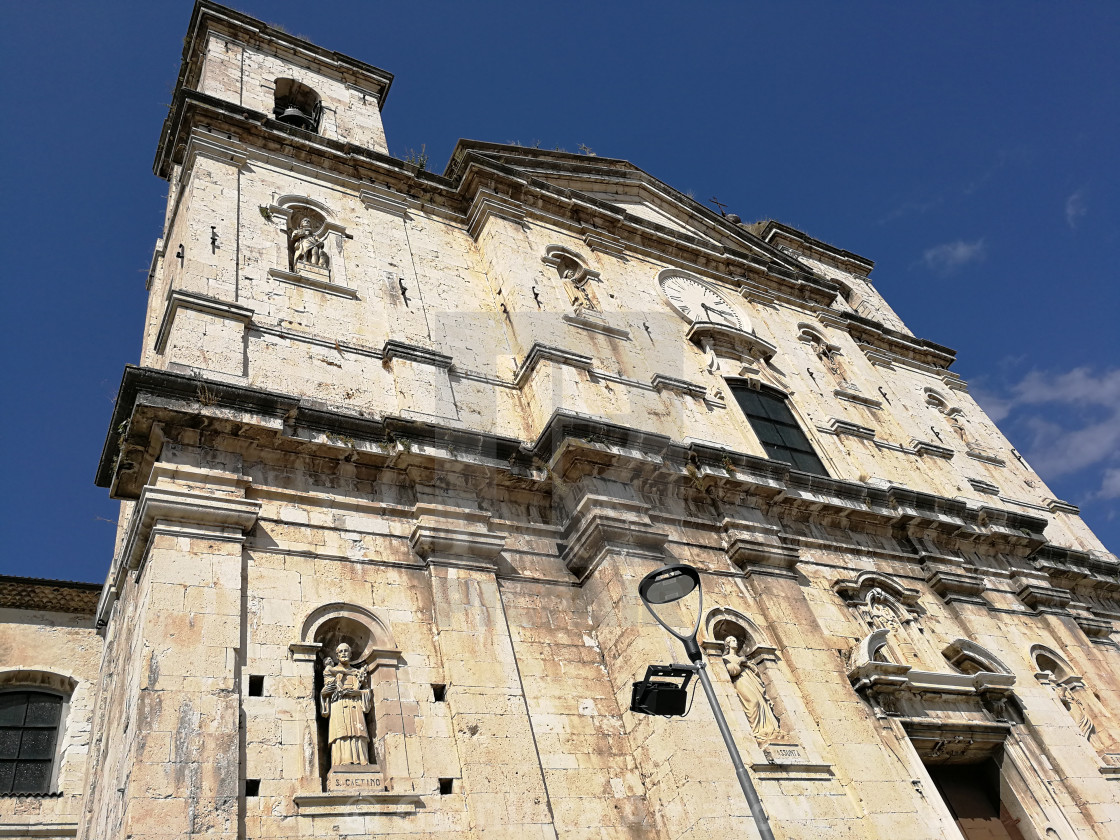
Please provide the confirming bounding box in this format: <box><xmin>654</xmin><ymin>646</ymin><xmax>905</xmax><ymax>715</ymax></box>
<box><xmin>262</xmin><ymin>195</ymin><xmax>350</xmax><ymax>287</ymax></box>
<box><xmin>1029</xmin><ymin>644</ymin><xmax>1077</xmax><ymax>682</ymax></box>
<box><xmin>542</xmin><ymin>244</ymin><xmax>602</xmax><ymax>312</ymax></box>
<box><xmin>942</xmin><ymin>639</ymin><xmax>1013</xmax><ymax>676</ymax></box>
<box><xmin>298</xmin><ymin>602</ymin><xmax>398</xmax><ymax>666</ymax></box>
<box><xmin>273</xmin><ymin>78</ymin><xmax>322</xmax><ymax>133</ymax></box>
<box><xmin>292</xmin><ymin>604</ymin><xmax>402</xmax><ymax>788</ymax></box>
<box><xmin>833</xmin><ymin>571</ymin><xmax>923</xmax><ymax>613</ymax></box>
<box><xmin>700</xmin><ymin>607</ymin><xmax>776</xmax><ymax>659</ymax></box>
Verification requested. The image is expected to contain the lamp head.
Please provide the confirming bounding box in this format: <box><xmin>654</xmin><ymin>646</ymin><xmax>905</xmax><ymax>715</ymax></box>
<box><xmin>638</xmin><ymin>564</ymin><xmax>704</xmax><ymax>661</ymax></box>
<box><xmin>639</xmin><ymin>564</ymin><xmax>700</xmax><ymax>605</ymax></box>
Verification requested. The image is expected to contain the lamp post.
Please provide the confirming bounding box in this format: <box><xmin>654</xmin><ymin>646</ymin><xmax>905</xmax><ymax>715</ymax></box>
<box><xmin>637</xmin><ymin>563</ymin><xmax>776</xmax><ymax>840</ymax></box>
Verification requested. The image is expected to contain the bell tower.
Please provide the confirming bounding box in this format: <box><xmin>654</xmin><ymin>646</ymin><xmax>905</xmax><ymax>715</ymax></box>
<box><xmin>140</xmin><ymin>0</ymin><xmax>392</xmax><ymax>382</ymax></box>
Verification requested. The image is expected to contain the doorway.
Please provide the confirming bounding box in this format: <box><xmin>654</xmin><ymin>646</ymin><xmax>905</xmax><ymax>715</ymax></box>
<box><xmin>926</xmin><ymin>760</ymin><xmax>1027</xmax><ymax>840</ymax></box>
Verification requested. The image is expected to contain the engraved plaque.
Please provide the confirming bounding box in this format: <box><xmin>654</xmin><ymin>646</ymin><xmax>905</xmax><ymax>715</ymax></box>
<box><xmin>763</xmin><ymin>743</ymin><xmax>807</xmax><ymax>765</ymax></box>
<box><xmin>327</xmin><ymin>766</ymin><xmax>387</xmax><ymax>792</ymax></box>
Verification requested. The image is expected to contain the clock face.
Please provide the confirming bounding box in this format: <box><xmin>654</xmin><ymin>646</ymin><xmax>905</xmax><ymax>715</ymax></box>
<box><xmin>660</xmin><ymin>275</ymin><xmax>743</xmax><ymax>329</ymax></box>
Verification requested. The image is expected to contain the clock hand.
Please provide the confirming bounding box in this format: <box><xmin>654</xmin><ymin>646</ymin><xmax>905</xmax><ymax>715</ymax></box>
<box><xmin>702</xmin><ymin>303</ymin><xmax>736</xmax><ymax>323</ymax></box>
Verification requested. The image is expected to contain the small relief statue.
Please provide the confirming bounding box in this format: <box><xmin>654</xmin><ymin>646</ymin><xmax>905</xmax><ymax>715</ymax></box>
<box><xmin>863</xmin><ymin>588</ymin><xmax>903</xmax><ymax>632</ymax></box>
<box><xmin>1056</xmin><ymin>682</ymin><xmax>1096</xmax><ymax>743</ymax></box>
<box><xmin>810</xmin><ymin>334</ymin><xmax>858</xmax><ymax>391</ymax></box>
<box><xmin>702</xmin><ymin>338</ymin><xmax>722</xmax><ymax>374</ymax></box>
<box><xmin>722</xmin><ymin>636</ymin><xmax>781</xmax><ymax>741</ymax></box>
<box><xmin>320</xmin><ymin>643</ymin><xmax>373</xmax><ymax>766</ymax></box>
<box><xmin>289</xmin><ymin>215</ymin><xmax>330</xmax><ymax>272</ymax></box>
<box><xmin>553</xmin><ymin>254</ymin><xmax>600</xmax><ymax>314</ymax></box>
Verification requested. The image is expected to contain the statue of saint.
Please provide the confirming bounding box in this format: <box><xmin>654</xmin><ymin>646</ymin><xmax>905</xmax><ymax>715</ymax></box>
<box><xmin>560</xmin><ymin>266</ymin><xmax>596</xmax><ymax>311</ymax></box>
<box><xmin>812</xmin><ymin>337</ymin><xmax>843</xmax><ymax>380</ymax></box>
<box><xmin>722</xmin><ymin>636</ymin><xmax>781</xmax><ymax>741</ymax></box>
<box><xmin>1057</xmin><ymin>682</ymin><xmax>1096</xmax><ymax>743</ymax></box>
<box><xmin>320</xmin><ymin>643</ymin><xmax>373</xmax><ymax>766</ymax></box>
<box><xmin>289</xmin><ymin>216</ymin><xmax>329</xmax><ymax>271</ymax></box>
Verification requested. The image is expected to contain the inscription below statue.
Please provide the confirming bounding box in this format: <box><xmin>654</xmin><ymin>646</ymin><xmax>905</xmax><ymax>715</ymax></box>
<box><xmin>320</xmin><ymin>643</ymin><xmax>372</xmax><ymax>766</ymax></box>
<box><xmin>289</xmin><ymin>214</ymin><xmax>330</xmax><ymax>273</ymax></box>
<box><xmin>722</xmin><ymin>636</ymin><xmax>781</xmax><ymax>741</ymax></box>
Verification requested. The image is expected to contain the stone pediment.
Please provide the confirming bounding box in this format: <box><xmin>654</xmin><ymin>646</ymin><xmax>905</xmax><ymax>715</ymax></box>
<box><xmin>847</xmin><ymin>629</ymin><xmax>1020</xmax><ymax>725</ymax></box>
<box><xmin>453</xmin><ymin>142</ymin><xmax>789</xmax><ymax>265</ymax></box>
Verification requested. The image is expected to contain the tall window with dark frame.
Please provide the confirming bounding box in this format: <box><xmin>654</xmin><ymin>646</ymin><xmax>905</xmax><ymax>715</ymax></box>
<box><xmin>731</xmin><ymin>385</ymin><xmax>829</xmax><ymax>477</ymax></box>
<box><xmin>0</xmin><ymin>691</ymin><xmax>63</xmax><ymax>794</ymax></box>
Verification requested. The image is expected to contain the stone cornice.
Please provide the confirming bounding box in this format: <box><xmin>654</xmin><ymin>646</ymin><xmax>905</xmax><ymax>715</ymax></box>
<box><xmin>97</xmin><ymin>367</ymin><xmax>1120</xmax><ymax>597</ymax></box>
<box><xmin>96</xmin><ymin>481</ymin><xmax>260</xmax><ymax>629</ymax></box>
<box><xmin>154</xmin><ymin>290</ymin><xmax>255</xmax><ymax>353</ymax></box>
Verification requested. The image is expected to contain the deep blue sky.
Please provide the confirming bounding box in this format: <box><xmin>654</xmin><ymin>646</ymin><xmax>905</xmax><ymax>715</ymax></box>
<box><xmin>1</xmin><ymin>2</ymin><xmax>1116</xmax><ymax>582</ymax></box>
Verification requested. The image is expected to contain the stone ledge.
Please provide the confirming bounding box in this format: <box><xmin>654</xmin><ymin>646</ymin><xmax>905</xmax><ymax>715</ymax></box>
<box><xmin>267</xmin><ymin>267</ymin><xmax>358</xmax><ymax>298</ymax></box>
<box><xmin>292</xmin><ymin>790</ymin><xmax>421</xmax><ymax>815</ymax></box>
<box><xmin>0</xmin><ymin>824</ymin><xmax>77</xmax><ymax>838</ymax></box>
<box><xmin>562</xmin><ymin>311</ymin><xmax>631</xmax><ymax>340</ymax></box>
<box><xmin>514</xmin><ymin>343</ymin><xmax>594</xmax><ymax>389</ymax></box>
<box><xmin>154</xmin><ymin>290</ymin><xmax>254</xmax><ymax>353</ymax></box>
<box><xmin>650</xmin><ymin>373</ymin><xmax>708</xmax><ymax>399</ymax></box>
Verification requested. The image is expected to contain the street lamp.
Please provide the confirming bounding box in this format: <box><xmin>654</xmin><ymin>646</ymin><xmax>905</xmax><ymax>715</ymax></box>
<box><xmin>634</xmin><ymin>563</ymin><xmax>776</xmax><ymax>840</ymax></box>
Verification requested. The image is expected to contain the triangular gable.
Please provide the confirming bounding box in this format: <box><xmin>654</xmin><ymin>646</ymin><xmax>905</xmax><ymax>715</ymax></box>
<box><xmin>451</xmin><ymin>142</ymin><xmax>792</xmax><ymax>266</ymax></box>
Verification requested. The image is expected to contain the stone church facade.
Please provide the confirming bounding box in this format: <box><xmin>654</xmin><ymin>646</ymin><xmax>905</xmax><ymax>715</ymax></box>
<box><xmin>2</xmin><ymin>2</ymin><xmax>1118</xmax><ymax>838</ymax></box>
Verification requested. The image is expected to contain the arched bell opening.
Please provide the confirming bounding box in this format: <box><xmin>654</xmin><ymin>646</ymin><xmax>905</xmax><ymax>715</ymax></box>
<box><xmin>273</xmin><ymin>78</ymin><xmax>322</xmax><ymax>133</ymax></box>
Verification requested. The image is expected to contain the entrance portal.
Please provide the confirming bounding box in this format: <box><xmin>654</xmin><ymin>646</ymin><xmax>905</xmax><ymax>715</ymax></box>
<box><xmin>926</xmin><ymin>760</ymin><xmax>1026</xmax><ymax>840</ymax></box>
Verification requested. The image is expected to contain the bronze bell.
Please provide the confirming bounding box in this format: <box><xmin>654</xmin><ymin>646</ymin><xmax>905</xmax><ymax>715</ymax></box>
<box><xmin>277</xmin><ymin>106</ymin><xmax>314</xmax><ymax>130</ymax></box>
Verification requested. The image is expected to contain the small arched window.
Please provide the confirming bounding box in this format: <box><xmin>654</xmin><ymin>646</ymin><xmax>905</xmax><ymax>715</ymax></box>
<box><xmin>730</xmin><ymin>383</ymin><xmax>828</xmax><ymax>476</ymax></box>
<box><xmin>0</xmin><ymin>690</ymin><xmax>63</xmax><ymax>794</ymax></box>
<box><xmin>273</xmin><ymin>78</ymin><xmax>322</xmax><ymax>133</ymax></box>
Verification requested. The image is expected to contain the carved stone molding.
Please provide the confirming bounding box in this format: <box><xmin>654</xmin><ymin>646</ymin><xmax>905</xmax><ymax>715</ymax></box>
<box><xmin>381</xmin><ymin>340</ymin><xmax>453</xmax><ymax>369</ymax></box>
<box><xmin>824</xmin><ymin>417</ymin><xmax>877</xmax><ymax>441</ymax></box>
<box><xmin>920</xmin><ymin>556</ymin><xmax>987</xmax><ymax>605</ymax></box>
<box><xmin>910</xmin><ymin>439</ymin><xmax>955</xmax><ymax>460</ymax></box>
<box><xmin>686</xmin><ymin>321</ymin><xmax>777</xmax><ymax>366</ymax></box>
<box><xmin>560</xmin><ymin>494</ymin><xmax>667</xmax><ymax>579</ymax></box>
<box><xmin>650</xmin><ymin>373</ymin><xmax>708</xmax><ymax>399</ymax></box>
<box><xmin>722</xmin><ymin>518</ymin><xmax>800</xmax><ymax>575</ymax></box>
<box><xmin>154</xmin><ymin>290</ymin><xmax>255</xmax><ymax>353</ymax></box>
<box><xmin>1072</xmin><ymin>613</ymin><xmax>1116</xmax><ymax>645</ymax></box>
<box><xmin>359</xmin><ymin>184</ymin><xmax>413</xmax><ymax>218</ymax></box>
<box><xmin>513</xmin><ymin>343</ymin><xmax>594</xmax><ymax>389</ymax></box>
<box><xmin>582</xmin><ymin>229</ymin><xmax>626</xmax><ymax>257</ymax></box>
<box><xmin>848</xmin><ymin>630</ymin><xmax>1019</xmax><ymax>725</ymax></box>
<box><xmin>466</xmin><ymin>188</ymin><xmax>525</xmax><ymax>240</ymax></box>
<box><xmin>96</xmin><ymin>479</ymin><xmax>260</xmax><ymax>629</ymax></box>
<box><xmin>1013</xmin><ymin>572</ymin><xmax>1073</xmax><ymax>613</ymax></box>
<box><xmin>267</xmin><ymin>266</ymin><xmax>358</xmax><ymax>298</ymax></box>
<box><xmin>409</xmin><ymin>505</ymin><xmax>506</xmax><ymax>571</ymax></box>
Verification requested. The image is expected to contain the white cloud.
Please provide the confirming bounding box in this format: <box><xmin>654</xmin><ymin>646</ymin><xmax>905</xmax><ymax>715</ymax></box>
<box><xmin>1098</xmin><ymin>468</ymin><xmax>1120</xmax><ymax>500</ymax></box>
<box><xmin>988</xmin><ymin>367</ymin><xmax>1120</xmax><ymax>481</ymax></box>
<box><xmin>1065</xmin><ymin>188</ymin><xmax>1087</xmax><ymax>229</ymax></box>
<box><xmin>921</xmin><ymin>239</ymin><xmax>986</xmax><ymax>274</ymax></box>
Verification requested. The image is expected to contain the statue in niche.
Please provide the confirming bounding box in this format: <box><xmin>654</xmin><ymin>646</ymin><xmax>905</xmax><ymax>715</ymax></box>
<box><xmin>288</xmin><ymin>213</ymin><xmax>330</xmax><ymax>272</ymax></box>
<box><xmin>722</xmin><ymin>636</ymin><xmax>781</xmax><ymax>741</ymax></box>
<box><xmin>809</xmin><ymin>333</ymin><xmax>857</xmax><ymax>390</ymax></box>
<box><xmin>1054</xmin><ymin>680</ymin><xmax>1096</xmax><ymax>743</ymax></box>
<box><xmin>555</xmin><ymin>256</ymin><xmax>598</xmax><ymax>312</ymax></box>
<box><xmin>320</xmin><ymin>643</ymin><xmax>373</xmax><ymax>766</ymax></box>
